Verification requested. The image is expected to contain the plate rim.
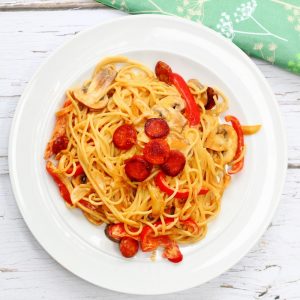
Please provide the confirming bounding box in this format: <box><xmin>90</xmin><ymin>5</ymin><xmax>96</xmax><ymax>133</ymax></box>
<box><xmin>8</xmin><ymin>14</ymin><xmax>288</xmax><ymax>295</ymax></box>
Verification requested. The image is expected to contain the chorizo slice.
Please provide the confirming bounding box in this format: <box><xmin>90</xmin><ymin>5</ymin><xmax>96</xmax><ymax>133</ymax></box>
<box><xmin>125</xmin><ymin>155</ymin><xmax>153</xmax><ymax>182</ymax></box>
<box><xmin>155</xmin><ymin>61</ymin><xmax>172</xmax><ymax>85</ymax></box>
<box><xmin>205</xmin><ymin>87</ymin><xmax>217</xmax><ymax>110</ymax></box>
<box><xmin>52</xmin><ymin>135</ymin><xmax>69</xmax><ymax>155</ymax></box>
<box><xmin>161</xmin><ymin>150</ymin><xmax>186</xmax><ymax>177</ymax></box>
<box><xmin>143</xmin><ymin>139</ymin><xmax>170</xmax><ymax>165</ymax></box>
<box><xmin>119</xmin><ymin>237</ymin><xmax>139</xmax><ymax>258</ymax></box>
<box><xmin>145</xmin><ymin>118</ymin><xmax>170</xmax><ymax>139</ymax></box>
<box><xmin>113</xmin><ymin>124</ymin><xmax>137</xmax><ymax>150</ymax></box>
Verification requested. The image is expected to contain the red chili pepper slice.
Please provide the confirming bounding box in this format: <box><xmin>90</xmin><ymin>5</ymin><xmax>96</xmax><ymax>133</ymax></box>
<box><xmin>144</xmin><ymin>118</ymin><xmax>170</xmax><ymax>139</ymax></box>
<box><xmin>162</xmin><ymin>241</ymin><xmax>183</xmax><ymax>263</ymax></box>
<box><xmin>161</xmin><ymin>150</ymin><xmax>186</xmax><ymax>177</ymax></box>
<box><xmin>140</xmin><ymin>220</ymin><xmax>172</xmax><ymax>252</ymax></box>
<box><xmin>140</xmin><ymin>226</ymin><xmax>156</xmax><ymax>252</ymax></box>
<box><xmin>113</xmin><ymin>124</ymin><xmax>137</xmax><ymax>150</ymax></box>
<box><xmin>46</xmin><ymin>161</ymin><xmax>72</xmax><ymax>206</ymax></box>
<box><xmin>78</xmin><ymin>199</ymin><xmax>97</xmax><ymax>211</ymax></box>
<box><xmin>66</xmin><ymin>163</ymin><xmax>84</xmax><ymax>177</ymax></box>
<box><xmin>119</xmin><ymin>237</ymin><xmax>139</xmax><ymax>258</ymax></box>
<box><xmin>205</xmin><ymin>87</ymin><xmax>217</xmax><ymax>110</ymax></box>
<box><xmin>155</xmin><ymin>61</ymin><xmax>172</xmax><ymax>85</ymax></box>
<box><xmin>170</xmin><ymin>73</ymin><xmax>201</xmax><ymax>126</ymax></box>
<box><xmin>225</xmin><ymin>115</ymin><xmax>245</xmax><ymax>174</ymax></box>
<box><xmin>52</xmin><ymin>135</ymin><xmax>69</xmax><ymax>155</ymax></box>
<box><xmin>63</xmin><ymin>99</ymin><xmax>72</xmax><ymax>107</ymax></box>
<box><xmin>198</xmin><ymin>188</ymin><xmax>209</xmax><ymax>195</ymax></box>
<box><xmin>105</xmin><ymin>223</ymin><xmax>127</xmax><ymax>243</ymax></box>
<box><xmin>140</xmin><ymin>226</ymin><xmax>164</xmax><ymax>252</ymax></box>
<box><xmin>229</xmin><ymin>159</ymin><xmax>244</xmax><ymax>174</ymax></box>
<box><xmin>105</xmin><ymin>223</ymin><xmax>140</xmax><ymax>243</ymax></box>
<box><xmin>143</xmin><ymin>139</ymin><xmax>170</xmax><ymax>165</ymax></box>
<box><xmin>125</xmin><ymin>155</ymin><xmax>153</xmax><ymax>182</ymax></box>
<box><xmin>140</xmin><ymin>220</ymin><xmax>183</xmax><ymax>263</ymax></box>
<box><xmin>155</xmin><ymin>172</ymin><xmax>208</xmax><ymax>199</ymax></box>
<box><xmin>180</xmin><ymin>218</ymin><xmax>200</xmax><ymax>235</ymax></box>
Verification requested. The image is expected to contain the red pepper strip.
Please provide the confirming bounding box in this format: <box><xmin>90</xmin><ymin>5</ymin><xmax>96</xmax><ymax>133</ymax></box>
<box><xmin>162</xmin><ymin>241</ymin><xmax>183</xmax><ymax>263</ymax></box>
<box><xmin>140</xmin><ymin>219</ymin><xmax>173</xmax><ymax>252</ymax></box>
<box><xmin>78</xmin><ymin>199</ymin><xmax>97</xmax><ymax>211</ymax></box>
<box><xmin>170</xmin><ymin>73</ymin><xmax>201</xmax><ymax>126</ymax></box>
<box><xmin>229</xmin><ymin>159</ymin><xmax>244</xmax><ymax>174</ymax></box>
<box><xmin>198</xmin><ymin>188</ymin><xmax>209</xmax><ymax>195</ymax></box>
<box><xmin>180</xmin><ymin>218</ymin><xmax>200</xmax><ymax>235</ymax></box>
<box><xmin>225</xmin><ymin>115</ymin><xmax>245</xmax><ymax>174</ymax></box>
<box><xmin>140</xmin><ymin>226</ymin><xmax>167</xmax><ymax>252</ymax></box>
<box><xmin>155</xmin><ymin>172</ymin><xmax>208</xmax><ymax>199</ymax></box>
<box><xmin>140</xmin><ymin>220</ymin><xmax>183</xmax><ymax>263</ymax></box>
<box><xmin>105</xmin><ymin>223</ymin><xmax>140</xmax><ymax>243</ymax></box>
<box><xmin>46</xmin><ymin>161</ymin><xmax>72</xmax><ymax>206</ymax></box>
<box><xmin>66</xmin><ymin>163</ymin><xmax>84</xmax><ymax>177</ymax></box>
<box><xmin>63</xmin><ymin>99</ymin><xmax>72</xmax><ymax>107</ymax></box>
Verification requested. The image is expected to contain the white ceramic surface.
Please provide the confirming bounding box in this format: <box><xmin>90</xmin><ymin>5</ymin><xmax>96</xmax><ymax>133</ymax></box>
<box><xmin>9</xmin><ymin>15</ymin><xmax>287</xmax><ymax>295</ymax></box>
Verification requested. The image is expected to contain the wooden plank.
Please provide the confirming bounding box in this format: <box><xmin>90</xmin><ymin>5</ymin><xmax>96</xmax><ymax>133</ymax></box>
<box><xmin>0</xmin><ymin>168</ymin><xmax>299</xmax><ymax>299</ymax></box>
<box><xmin>0</xmin><ymin>0</ymin><xmax>103</xmax><ymax>10</ymax></box>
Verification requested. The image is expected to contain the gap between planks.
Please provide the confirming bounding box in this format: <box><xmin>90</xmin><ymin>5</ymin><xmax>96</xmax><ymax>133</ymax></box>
<box><xmin>288</xmin><ymin>163</ymin><xmax>300</xmax><ymax>169</ymax></box>
<box><xmin>0</xmin><ymin>2</ymin><xmax>105</xmax><ymax>11</ymax></box>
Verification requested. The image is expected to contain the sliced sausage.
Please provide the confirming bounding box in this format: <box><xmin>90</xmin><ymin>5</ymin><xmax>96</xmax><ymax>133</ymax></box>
<box><xmin>143</xmin><ymin>139</ymin><xmax>170</xmax><ymax>165</ymax></box>
<box><xmin>145</xmin><ymin>118</ymin><xmax>170</xmax><ymax>139</ymax></box>
<box><xmin>113</xmin><ymin>124</ymin><xmax>137</xmax><ymax>150</ymax></box>
<box><xmin>162</xmin><ymin>241</ymin><xmax>183</xmax><ymax>263</ymax></box>
<box><xmin>160</xmin><ymin>150</ymin><xmax>186</xmax><ymax>177</ymax></box>
<box><xmin>52</xmin><ymin>135</ymin><xmax>69</xmax><ymax>155</ymax></box>
<box><xmin>205</xmin><ymin>87</ymin><xmax>217</xmax><ymax>110</ymax></box>
<box><xmin>119</xmin><ymin>237</ymin><xmax>139</xmax><ymax>258</ymax></box>
<box><xmin>125</xmin><ymin>155</ymin><xmax>153</xmax><ymax>182</ymax></box>
<box><xmin>155</xmin><ymin>61</ymin><xmax>172</xmax><ymax>85</ymax></box>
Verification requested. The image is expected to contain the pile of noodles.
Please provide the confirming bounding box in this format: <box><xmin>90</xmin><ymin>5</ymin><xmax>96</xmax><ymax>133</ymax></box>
<box><xmin>47</xmin><ymin>57</ymin><xmax>236</xmax><ymax>244</ymax></box>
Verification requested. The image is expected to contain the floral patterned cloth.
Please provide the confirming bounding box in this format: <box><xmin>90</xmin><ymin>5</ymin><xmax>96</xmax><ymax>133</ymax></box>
<box><xmin>96</xmin><ymin>0</ymin><xmax>300</xmax><ymax>75</ymax></box>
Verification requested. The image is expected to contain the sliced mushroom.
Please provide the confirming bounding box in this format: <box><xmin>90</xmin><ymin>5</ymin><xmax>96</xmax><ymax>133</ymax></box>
<box><xmin>152</xmin><ymin>96</ymin><xmax>187</xmax><ymax>131</ymax></box>
<box><xmin>156</xmin><ymin>95</ymin><xmax>186</xmax><ymax>111</ymax></box>
<box><xmin>73</xmin><ymin>65</ymin><xmax>117</xmax><ymax>109</ymax></box>
<box><xmin>205</xmin><ymin>124</ymin><xmax>237</xmax><ymax>152</ymax></box>
<box><xmin>205</xmin><ymin>124</ymin><xmax>238</xmax><ymax>164</ymax></box>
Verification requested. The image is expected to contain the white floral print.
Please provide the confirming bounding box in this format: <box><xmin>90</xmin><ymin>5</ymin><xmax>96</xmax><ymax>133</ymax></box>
<box><xmin>216</xmin><ymin>12</ymin><xmax>235</xmax><ymax>40</ymax></box>
<box><xmin>234</xmin><ymin>0</ymin><xmax>257</xmax><ymax>23</ymax></box>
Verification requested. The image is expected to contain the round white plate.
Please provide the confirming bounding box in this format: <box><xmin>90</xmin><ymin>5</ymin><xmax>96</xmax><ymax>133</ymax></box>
<box><xmin>9</xmin><ymin>15</ymin><xmax>287</xmax><ymax>295</ymax></box>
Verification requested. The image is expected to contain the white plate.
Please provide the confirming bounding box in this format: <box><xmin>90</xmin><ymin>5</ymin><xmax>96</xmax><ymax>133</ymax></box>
<box><xmin>9</xmin><ymin>15</ymin><xmax>287</xmax><ymax>295</ymax></box>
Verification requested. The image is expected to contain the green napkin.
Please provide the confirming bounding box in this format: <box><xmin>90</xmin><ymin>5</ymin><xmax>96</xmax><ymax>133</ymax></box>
<box><xmin>96</xmin><ymin>0</ymin><xmax>300</xmax><ymax>75</ymax></box>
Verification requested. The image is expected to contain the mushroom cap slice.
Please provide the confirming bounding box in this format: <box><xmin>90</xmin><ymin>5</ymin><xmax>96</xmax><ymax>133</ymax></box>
<box><xmin>73</xmin><ymin>65</ymin><xmax>117</xmax><ymax>109</ymax></box>
<box><xmin>152</xmin><ymin>96</ymin><xmax>187</xmax><ymax>131</ymax></box>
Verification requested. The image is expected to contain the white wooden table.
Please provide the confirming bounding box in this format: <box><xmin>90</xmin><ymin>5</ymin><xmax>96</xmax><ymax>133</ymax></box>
<box><xmin>1</xmin><ymin>1</ymin><xmax>300</xmax><ymax>299</ymax></box>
